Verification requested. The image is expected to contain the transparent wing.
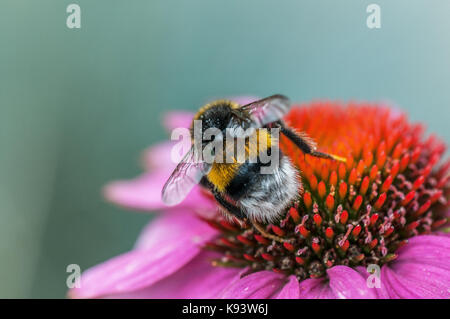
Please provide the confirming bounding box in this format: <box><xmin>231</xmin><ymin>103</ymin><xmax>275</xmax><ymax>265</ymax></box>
<box><xmin>161</xmin><ymin>146</ymin><xmax>211</xmax><ymax>206</ymax></box>
<box><xmin>240</xmin><ymin>94</ymin><xmax>290</xmax><ymax>127</ymax></box>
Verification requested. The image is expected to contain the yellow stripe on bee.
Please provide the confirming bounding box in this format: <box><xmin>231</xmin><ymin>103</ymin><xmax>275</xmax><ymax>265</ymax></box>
<box><xmin>208</xmin><ymin>162</ymin><xmax>240</xmax><ymax>192</ymax></box>
<box><xmin>207</xmin><ymin>128</ymin><xmax>274</xmax><ymax>192</ymax></box>
<box><xmin>246</xmin><ymin>128</ymin><xmax>272</xmax><ymax>158</ymax></box>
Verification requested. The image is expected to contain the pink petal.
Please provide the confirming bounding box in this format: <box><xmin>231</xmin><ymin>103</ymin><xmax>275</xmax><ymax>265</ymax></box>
<box><xmin>327</xmin><ymin>266</ymin><xmax>377</xmax><ymax>299</ymax></box>
<box><xmin>379</xmin><ymin>235</ymin><xmax>450</xmax><ymax>298</ymax></box>
<box><xmin>380</xmin><ymin>266</ymin><xmax>424</xmax><ymax>298</ymax></box>
<box><xmin>394</xmin><ymin>235</ymin><xmax>450</xmax><ymax>270</ymax></box>
<box><xmin>163</xmin><ymin>111</ymin><xmax>194</xmax><ymax>132</ymax></box>
<box><xmin>388</xmin><ymin>262</ymin><xmax>450</xmax><ymax>298</ymax></box>
<box><xmin>106</xmin><ymin>139</ymin><xmax>215</xmax><ymax>212</ymax></box>
<box><xmin>141</xmin><ymin>140</ymin><xmax>192</xmax><ymax>173</ymax></box>
<box><xmin>103</xmin><ymin>172</ymin><xmax>214</xmax><ymax>212</ymax></box>
<box><xmin>114</xmin><ymin>251</ymin><xmax>241</xmax><ymax>298</ymax></box>
<box><xmin>141</xmin><ymin>142</ymin><xmax>179</xmax><ymax>171</ymax></box>
<box><xmin>274</xmin><ymin>276</ymin><xmax>300</xmax><ymax>299</ymax></box>
<box><xmin>69</xmin><ymin>209</ymin><xmax>217</xmax><ymax>298</ymax></box>
<box><xmin>218</xmin><ymin>270</ymin><xmax>286</xmax><ymax>299</ymax></box>
<box><xmin>298</xmin><ymin>278</ymin><xmax>335</xmax><ymax>299</ymax></box>
<box><xmin>435</xmin><ymin>231</ymin><xmax>450</xmax><ymax>237</ymax></box>
<box><xmin>133</xmin><ymin>207</ymin><xmax>217</xmax><ymax>250</ymax></box>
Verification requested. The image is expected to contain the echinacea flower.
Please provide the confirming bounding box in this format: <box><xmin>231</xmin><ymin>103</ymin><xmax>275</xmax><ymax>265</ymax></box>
<box><xmin>70</xmin><ymin>99</ymin><xmax>450</xmax><ymax>299</ymax></box>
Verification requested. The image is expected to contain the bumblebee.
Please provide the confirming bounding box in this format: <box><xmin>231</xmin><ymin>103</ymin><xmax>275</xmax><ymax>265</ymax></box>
<box><xmin>162</xmin><ymin>95</ymin><xmax>345</xmax><ymax>241</ymax></box>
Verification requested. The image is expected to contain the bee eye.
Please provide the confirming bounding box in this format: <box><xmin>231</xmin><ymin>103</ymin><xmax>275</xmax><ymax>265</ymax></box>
<box><xmin>211</xmin><ymin>148</ymin><xmax>215</xmax><ymax>156</ymax></box>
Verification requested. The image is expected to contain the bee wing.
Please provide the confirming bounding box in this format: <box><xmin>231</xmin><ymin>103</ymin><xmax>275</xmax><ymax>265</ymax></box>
<box><xmin>240</xmin><ymin>94</ymin><xmax>290</xmax><ymax>127</ymax></box>
<box><xmin>161</xmin><ymin>146</ymin><xmax>211</xmax><ymax>206</ymax></box>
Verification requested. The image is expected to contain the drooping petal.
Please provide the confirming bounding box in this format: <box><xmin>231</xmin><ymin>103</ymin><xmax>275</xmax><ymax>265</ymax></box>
<box><xmin>133</xmin><ymin>207</ymin><xmax>217</xmax><ymax>250</ymax></box>
<box><xmin>378</xmin><ymin>235</ymin><xmax>450</xmax><ymax>299</ymax></box>
<box><xmin>380</xmin><ymin>266</ymin><xmax>424</xmax><ymax>298</ymax></box>
<box><xmin>295</xmin><ymin>267</ymin><xmax>372</xmax><ymax>299</ymax></box>
<box><xmin>394</xmin><ymin>235</ymin><xmax>450</xmax><ymax>270</ymax></box>
<box><xmin>113</xmin><ymin>251</ymin><xmax>241</xmax><ymax>298</ymax></box>
<box><xmin>327</xmin><ymin>266</ymin><xmax>377</xmax><ymax>299</ymax></box>
<box><xmin>217</xmin><ymin>258</ymin><xmax>377</xmax><ymax>300</ymax></box>
<box><xmin>218</xmin><ymin>270</ymin><xmax>286</xmax><ymax>299</ymax></box>
<box><xmin>70</xmin><ymin>209</ymin><xmax>217</xmax><ymax>298</ymax></box>
<box><xmin>274</xmin><ymin>275</ymin><xmax>300</xmax><ymax>299</ymax></box>
<box><xmin>389</xmin><ymin>262</ymin><xmax>450</xmax><ymax>298</ymax></box>
<box><xmin>298</xmin><ymin>278</ymin><xmax>335</xmax><ymax>299</ymax></box>
<box><xmin>103</xmin><ymin>172</ymin><xmax>213</xmax><ymax>212</ymax></box>
<box><xmin>141</xmin><ymin>141</ymin><xmax>180</xmax><ymax>171</ymax></box>
<box><xmin>435</xmin><ymin>231</ymin><xmax>450</xmax><ymax>237</ymax></box>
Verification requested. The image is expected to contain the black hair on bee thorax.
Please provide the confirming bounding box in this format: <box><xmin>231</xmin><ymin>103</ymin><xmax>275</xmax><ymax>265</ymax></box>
<box><xmin>191</xmin><ymin>103</ymin><xmax>233</xmax><ymax>138</ymax></box>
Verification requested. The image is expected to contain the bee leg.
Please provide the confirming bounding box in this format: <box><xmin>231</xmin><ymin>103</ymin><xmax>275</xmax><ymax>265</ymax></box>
<box><xmin>214</xmin><ymin>194</ymin><xmax>286</xmax><ymax>243</ymax></box>
<box><xmin>250</xmin><ymin>219</ymin><xmax>286</xmax><ymax>243</ymax></box>
<box><xmin>201</xmin><ymin>177</ymin><xmax>286</xmax><ymax>242</ymax></box>
<box><xmin>212</xmin><ymin>190</ymin><xmax>285</xmax><ymax>243</ymax></box>
<box><xmin>212</xmin><ymin>190</ymin><xmax>247</xmax><ymax>221</ymax></box>
<box><xmin>199</xmin><ymin>177</ymin><xmax>246</xmax><ymax>220</ymax></box>
<box><xmin>277</xmin><ymin>122</ymin><xmax>346</xmax><ymax>162</ymax></box>
<box><xmin>213</xmin><ymin>191</ymin><xmax>286</xmax><ymax>243</ymax></box>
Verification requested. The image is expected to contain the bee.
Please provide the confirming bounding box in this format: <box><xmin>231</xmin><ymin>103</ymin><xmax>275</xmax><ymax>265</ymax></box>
<box><xmin>162</xmin><ymin>95</ymin><xmax>345</xmax><ymax>242</ymax></box>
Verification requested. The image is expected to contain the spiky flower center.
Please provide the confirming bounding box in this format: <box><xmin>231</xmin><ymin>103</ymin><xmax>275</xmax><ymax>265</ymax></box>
<box><xmin>203</xmin><ymin>102</ymin><xmax>449</xmax><ymax>281</ymax></box>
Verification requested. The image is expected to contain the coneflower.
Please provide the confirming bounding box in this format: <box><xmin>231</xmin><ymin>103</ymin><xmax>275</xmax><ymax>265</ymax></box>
<box><xmin>205</xmin><ymin>103</ymin><xmax>449</xmax><ymax>283</ymax></box>
<box><xmin>70</xmin><ymin>99</ymin><xmax>450</xmax><ymax>299</ymax></box>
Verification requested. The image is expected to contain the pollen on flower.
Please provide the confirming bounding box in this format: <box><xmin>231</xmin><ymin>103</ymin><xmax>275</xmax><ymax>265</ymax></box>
<box><xmin>203</xmin><ymin>102</ymin><xmax>450</xmax><ymax>281</ymax></box>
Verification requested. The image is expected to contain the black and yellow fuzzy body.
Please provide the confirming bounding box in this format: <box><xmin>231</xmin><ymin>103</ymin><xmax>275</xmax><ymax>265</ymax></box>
<box><xmin>191</xmin><ymin>100</ymin><xmax>300</xmax><ymax>223</ymax></box>
<box><xmin>162</xmin><ymin>94</ymin><xmax>345</xmax><ymax>241</ymax></box>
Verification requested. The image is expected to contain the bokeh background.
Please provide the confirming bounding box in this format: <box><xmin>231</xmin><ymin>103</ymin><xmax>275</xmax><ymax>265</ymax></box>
<box><xmin>1</xmin><ymin>0</ymin><xmax>449</xmax><ymax>298</ymax></box>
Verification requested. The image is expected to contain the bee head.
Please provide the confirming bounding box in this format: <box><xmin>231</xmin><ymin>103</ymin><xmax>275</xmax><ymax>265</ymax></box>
<box><xmin>191</xmin><ymin>101</ymin><xmax>236</xmax><ymax>145</ymax></box>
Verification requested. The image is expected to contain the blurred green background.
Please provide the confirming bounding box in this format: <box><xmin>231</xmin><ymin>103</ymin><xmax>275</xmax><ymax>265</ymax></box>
<box><xmin>1</xmin><ymin>0</ymin><xmax>449</xmax><ymax>298</ymax></box>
